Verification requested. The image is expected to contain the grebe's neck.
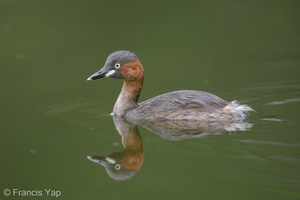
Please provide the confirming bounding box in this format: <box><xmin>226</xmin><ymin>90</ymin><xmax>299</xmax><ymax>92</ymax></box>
<box><xmin>113</xmin><ymin>61</ymin><xmax>144</xmax><ymax>116</ymax></box>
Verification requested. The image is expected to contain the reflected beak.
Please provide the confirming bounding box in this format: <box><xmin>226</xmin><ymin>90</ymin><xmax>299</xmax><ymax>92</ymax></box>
<box><xmin>87</xmin><ymin>156</ymin><xmax>117</xmax><ymax>166</ymax></box>
<box><xmin>87</xmin><ymin>156</ymin><xmax>107</xmax><ymax>166</ymax></box>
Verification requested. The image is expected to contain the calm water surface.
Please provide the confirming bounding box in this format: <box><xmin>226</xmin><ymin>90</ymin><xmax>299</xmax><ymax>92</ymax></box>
<box><xmin>1</xmin><ymin>1</ymin><xmax>299</xmax><ymax>200</ymax></box>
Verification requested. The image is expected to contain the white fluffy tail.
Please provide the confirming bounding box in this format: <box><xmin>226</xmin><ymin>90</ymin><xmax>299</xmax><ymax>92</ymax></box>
<box><xmin>225</xmin><ymin>100</ymin><xmax>254</xmax><ymax>119</ymax></box>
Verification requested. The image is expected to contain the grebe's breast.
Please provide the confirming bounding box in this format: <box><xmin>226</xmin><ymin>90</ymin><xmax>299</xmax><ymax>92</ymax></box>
<box><xmin>125</xmin><ymin>90</ymin><xmax>230</xmax><ymax>121</ymax></box>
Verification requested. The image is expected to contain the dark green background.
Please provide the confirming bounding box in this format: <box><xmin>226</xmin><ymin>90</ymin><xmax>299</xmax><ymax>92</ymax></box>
<box><xmin>1</xmin><ymin>0</ymin><xmax>299</xmax><ymax>199</ymax></box>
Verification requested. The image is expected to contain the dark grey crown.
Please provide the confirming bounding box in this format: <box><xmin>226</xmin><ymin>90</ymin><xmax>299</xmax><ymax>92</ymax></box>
<box><xmin>106</xmin><ymin>50</ymin><xmax>139</xmax><ymax>66</ymax></box>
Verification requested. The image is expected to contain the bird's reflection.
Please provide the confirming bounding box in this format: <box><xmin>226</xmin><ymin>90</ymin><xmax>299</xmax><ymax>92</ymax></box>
<box><xmin>88</xmin><ymin>116</ymin><xmax>144</xmax><ymax>180</ymax></box>
<box><xmin>88</xmin><ymin>116</ymin><xmax>253</xmax><ymax>180</ymax></box>
<box><xmin>135</xmin><ymin>120</ymin><xmax>253</xmax><ymax>141</ymax></box>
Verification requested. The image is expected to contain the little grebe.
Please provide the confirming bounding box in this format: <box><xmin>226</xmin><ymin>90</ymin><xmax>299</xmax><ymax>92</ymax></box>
<box><xmin>87</xmin><ymin>50</ymin><xmax>253</xmax><ymax>121</ymax></box>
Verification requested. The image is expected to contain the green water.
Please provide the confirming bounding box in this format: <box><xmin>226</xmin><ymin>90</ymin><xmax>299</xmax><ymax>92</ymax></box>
<box><xmin>1</xmin><ymin>0</ymin><xmax>300</xmax><ymax>199</ymax></box>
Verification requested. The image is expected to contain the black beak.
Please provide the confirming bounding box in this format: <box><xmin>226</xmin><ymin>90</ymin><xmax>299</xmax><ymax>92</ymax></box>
<box><xmin>87</xmin><ymin>70</ymin><xmax>106</xmax><ymax>81</ymax></box>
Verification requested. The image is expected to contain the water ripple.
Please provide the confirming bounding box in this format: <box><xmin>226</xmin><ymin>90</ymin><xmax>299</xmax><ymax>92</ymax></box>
<box><xmin>233</xmin><ymin>139</ymin><xmax>300</xmax><ymax>147</ymax></box>
<box><xmin>3</xmin><ymin>96</ymin><xmax>111</xmax><ymax>155</ymax></box>
<box><xmin>265</xmin><ymin>98</ymin><xmax>300</xmax><ymax>106</ymax></box>
<box><xmin>260</xmin><ymin>118</ymin><xmax>285</xmax><ymax>122</ymax></box>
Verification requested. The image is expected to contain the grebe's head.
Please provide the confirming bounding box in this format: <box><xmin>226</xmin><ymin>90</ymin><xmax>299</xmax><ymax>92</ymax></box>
<box><xmin>87</xmin><ymin>50</ymin><xmax>143</xmax><ymax>81</ymax></box>
<box><xmin>87</xmin><ymin>153</ymin><xmax>139</xmax><ymax>180</ymax></box>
